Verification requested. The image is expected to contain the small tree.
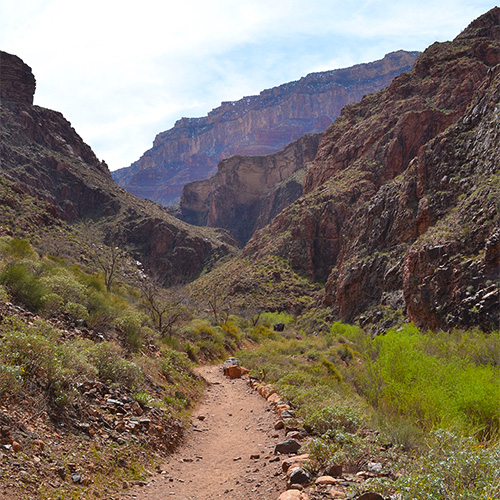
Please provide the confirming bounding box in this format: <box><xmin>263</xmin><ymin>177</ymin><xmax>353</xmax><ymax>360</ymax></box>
<box><xmin>139</xmin><ymin>275</ymin><xmax>186</xmax><ymax>338</ymax></box>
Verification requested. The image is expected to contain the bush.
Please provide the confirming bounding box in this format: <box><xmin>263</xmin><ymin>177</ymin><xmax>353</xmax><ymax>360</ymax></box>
<box><xmin>89</xmin><ymin>341</ymin><xmax>142</xmax><ymax>390</ymax></box>
<box><xmin>0</xmin><ymin>262</ymin><xmax>48</xmax><ymax>311</ymax></box>
<box><xmin>303</xmin><ymin>405</ymin><xmax>364</xmax><ymax>435</ymax></box>
<box><xmin>395</xmin><ymin>430</ymin><xmax>500</xmax><ymax>500</ymax></box>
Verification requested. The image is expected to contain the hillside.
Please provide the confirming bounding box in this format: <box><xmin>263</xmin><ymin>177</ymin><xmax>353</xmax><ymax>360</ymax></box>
<box><xmin>204</xmin><ymin>7</ymin><xmax>500</xmax><ymax>332</ymax></box>
<box><xmin>112</xmin><ymin>51</ymin><xmax>419</xmax><ymax>206</ymax></box>
<box><xmin>0</xmin><ymin>50</ymin><xmax>237</xmax><ymax>283</ymax></box>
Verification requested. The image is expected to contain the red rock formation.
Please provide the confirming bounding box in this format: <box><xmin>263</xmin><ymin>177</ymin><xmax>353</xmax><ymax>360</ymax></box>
<box><xmin>243</xmin><ymin>7</ymin><xmax>500</xmax><ymax>331</ymax></box>
<box><xmin>0</xmin><ymin>51</ymin><xmax>36</xmax><ymax>106</ymax></box>
<box><xmin>179</xmin><ymin>133</ymin><xmax>321</xmax><ymax>245</ymax></box>
<box><xmin>0</xmin><ymin>50</ymin><xmax>236</xmax><ymax>282</ymax></box>
<box><xmin>113</xmin><ymin>51</ymin><xmax>419</xmax><ymax>206</ymax></box>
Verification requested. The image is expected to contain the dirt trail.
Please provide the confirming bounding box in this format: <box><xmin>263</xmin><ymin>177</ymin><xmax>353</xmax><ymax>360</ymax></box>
<box><xmin>123</xmin><ymin>365</ymin><xmax>286</xmax><ymax>500</ymax></box>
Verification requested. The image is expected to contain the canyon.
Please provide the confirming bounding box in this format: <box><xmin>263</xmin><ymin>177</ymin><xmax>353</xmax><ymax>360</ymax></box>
<box><xmin>112</xmin><ymin>51</ymin><xmax>419</xmax><ymax>206</ymax></box>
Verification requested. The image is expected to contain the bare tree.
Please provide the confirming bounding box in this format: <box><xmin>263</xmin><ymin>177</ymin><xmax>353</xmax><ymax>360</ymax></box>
<box><xmin>139</xmin><ymin>275</ymin><xmax>186</xmax><ymax>338</ymax></box>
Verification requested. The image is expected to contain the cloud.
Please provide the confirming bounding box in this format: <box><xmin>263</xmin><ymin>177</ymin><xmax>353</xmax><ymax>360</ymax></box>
<box><xmin>0</xmin><ymin>0</ymin><xmax>496</xmax><ymax>170</ymax></box>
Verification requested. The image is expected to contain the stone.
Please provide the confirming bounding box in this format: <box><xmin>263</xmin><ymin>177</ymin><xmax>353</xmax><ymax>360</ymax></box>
<box><xmin>357</xmin><ymin>494</ymin><xmax>384</xmax><ymax>500</ymax></box>
<box><xmin>282</xmin><ymin>454</ymin><xmax>311</xmax><ymax>472</ymax></box>
<box><xmin>273</xmin><ymin>322</ymin><xmax>285</xmax><ymax>332</ymax></box>
<box><xmin>11</xmin><ymin>441</ymin><xmax>21</xmax><ymax>452</ymax></box>
<box><xmin>274</xmin><ymin>420</ymin><xmax>285</xmax><ymax>430</ymax></box>
<box><xmin>274</xmin><ymin>439</ymin><xmax>301</xmax><ymax>455</ymax></box>
<box><xmin>324</xmin><ymin>464</ymin><xmax>343</xmax><ymax>477</ymax></box>
<box><xmin>315</xmin><ymin>475</ymin><xmax>338</xmax><ymax>485</ymax></box>
<box><xmin>278</xmin><ymin>490</ymin><xmax>309</xmax><ymax>500</ymax></box>
<box><xmin>288</xmin><ymin>466</ymin><xmax>313</xmax><ymax>485</ymax></box>
<box><xmin>132</xmin><ymin>401</ymin><xmax>143</xmax><ymax>416</ymax></box>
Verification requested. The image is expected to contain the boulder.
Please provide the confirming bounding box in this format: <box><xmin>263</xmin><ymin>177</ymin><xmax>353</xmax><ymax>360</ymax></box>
<box><xmin>275</xmin><ymin>439</ymin><xmax>301</xmax><ymax>455</ymax></box>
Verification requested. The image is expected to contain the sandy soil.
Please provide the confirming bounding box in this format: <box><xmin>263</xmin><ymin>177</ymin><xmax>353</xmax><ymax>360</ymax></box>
<box><xmin>121</xmin><ymin>365</ymin><xmax>286</xmax><ymax>500</ymax></box>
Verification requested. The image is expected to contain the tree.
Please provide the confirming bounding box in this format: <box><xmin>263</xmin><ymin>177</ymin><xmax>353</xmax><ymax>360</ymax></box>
<box><xmin>138</xmin><ymin>274</ymin><xmax>186</xmax><ymax>338</ymax></box>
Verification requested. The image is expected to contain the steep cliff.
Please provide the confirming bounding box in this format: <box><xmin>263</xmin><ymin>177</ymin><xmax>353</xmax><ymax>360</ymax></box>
<box><xmin>242</xmin><ymin>8</ymin><xmax>500</xmax><ymax>331</ymax></box>
<box><xmin>0</xmin><ymin>50</ymin><xmax>236</xmax><ymax>282</ymax></box>
<box><xmin>179</xmin><ymin>133</ymin><xmax>321</xmax><ymax>245</ymax></box>
<box><xmin>113</xmin><ymin>51</ymin><xmax>419</xmax><ymax>206</ymax></box>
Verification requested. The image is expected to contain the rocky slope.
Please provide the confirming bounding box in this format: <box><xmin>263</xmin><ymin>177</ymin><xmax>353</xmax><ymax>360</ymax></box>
<box><xmin>0</xmin><ymin>50</ymin><xmax>236</xmax><ymax>282</ymax></box>
<box><xmin>113</xmin><ymin>51</ymin><xmax>419</xmax><ymax>206</ymax></box>
<box><xmin>242</xmin><ymin>7</ymin><xmax>500</xmax><ymax>331</ymax></box>
<box><xmin>179</xmin><ymin>133</ymin><xmax>322</xmax><ymax>245</ymax></box>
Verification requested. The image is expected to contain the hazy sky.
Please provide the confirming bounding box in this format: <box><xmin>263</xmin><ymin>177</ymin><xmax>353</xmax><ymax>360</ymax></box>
<box><xmin>0</xmin><ymin>1</ymin><xmax>496</xmax><ymax>171</ymax></box>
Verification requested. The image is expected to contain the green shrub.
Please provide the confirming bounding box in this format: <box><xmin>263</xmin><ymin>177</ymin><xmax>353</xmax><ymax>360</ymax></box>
<box><xmin>303</xmin><ymin>405</ymin><xmax>364</xmax><ymax>435</ymax></box>
<box><xmin>39</xmin><ymin>272</ymin><xmax>86</xmax><ymax>304</ymax></box>
<box><xmin>0</xmin><ymin>237</ymin><xmax>37</xmax><ymax>260</ymax></box>
<box><xmin>0</xmin><ymin>262</ymin><xmax>48</xmax><ymax>311</ymax></box>
<box><xmin>0</xmin><ymin>285</ymin><xmax>8</xmax><ymax>302</ymax></box>
<box><xmin>89</xmin><ymin>341</ymin><xmax>142</xmax><ymax>390</ymax></box>
<box><xmin>395</xmin><ymin>430</ymin><xmax>500</xmax><ymax>500</ymax></box>
<box><xmin>42</xmin><ymin>292</ymin><xmax>64</xmax><ymax>316</ymax></box>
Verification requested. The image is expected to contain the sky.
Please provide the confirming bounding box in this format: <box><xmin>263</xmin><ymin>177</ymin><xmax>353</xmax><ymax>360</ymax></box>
<box><xmin>0</xmin><ymin>1</ymin><xmax>497</xmax><ymax>171</ymax></box>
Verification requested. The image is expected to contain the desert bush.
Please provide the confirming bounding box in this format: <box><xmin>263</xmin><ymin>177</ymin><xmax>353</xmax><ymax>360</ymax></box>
<box><xmin>303</xmin><ymin>404</ymin><xmax>364</xmax><ymax>435</ymax></box>
<box><xmin>39</xmin><ymin>272</ymin><xmax>86</xmax><ymax>304</ymax></box>
<box><xmin>0</xmin><ymin>236</ymin><xmax>37</xmax><ymax>260</ymax></box>
<box><xmin>395</xmin><ymin>430</ymin><xmax>500</xmax><ymax>500</ymax></box>
<box><xmin>42</xmin><ymin>292</ymin><xmax>64</xmax><ymax>316</ymax></box>
<box><xmin>0</xmin><ymin>262</ymin><xmax>48</xmax><ymax>311</ymax></box>
<box><xmin>89</xmin><ymin>341</ymin><xmax>142</xmax><ymax>390</ymax></box>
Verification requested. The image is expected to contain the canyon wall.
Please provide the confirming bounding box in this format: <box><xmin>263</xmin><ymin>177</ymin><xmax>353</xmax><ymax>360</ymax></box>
<box><xmin>113</xmin><ymin>51</ymin><xmax>419</xmax><ymax>206</ymax></box>
<box><xmin>243</xmin><ymin>7</ymin><xmax>500</xmax><ymax>331</ymax></box>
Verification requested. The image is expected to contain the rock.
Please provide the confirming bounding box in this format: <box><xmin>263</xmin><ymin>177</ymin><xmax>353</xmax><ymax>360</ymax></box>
<box><xmin>278</xmin><ymin>490</ymin><xmax>309</xmax><ymax>500</ymax></box>
<box><xmin>224</xmin><ymin>365</ymin><xmax>246</xmax><ymax>379</ymax></box>
<box><xmin>315</xmin><ymin>475</ymin><xmax>338</xmax><ymax>485</ymax></box>
<box><xmin>11</xmin><ymin>441</ymin><xmax>21</xmax><ymax>452</ymax></box>
<box><xmin>32</xmin><ymin>439</ymin><xmax>45</xmax><ymax>451</ymax></box>
<box><xmin>0</xmin><ymin>51</ymin><xmax>36</xmax><ymax>106</ymax></box>
<box><xmin>357</xmin><ymin>493</ymin><xmax>384</xmax><ymax>500</ymax></box>
<box><xmin>132</xmin><ymin>401</ymin><xmax>143</xmax><ymax>416</ymax></box>
<box><xmin>367</xmin><ymin>462</ymin><xmax>383</xmax><ymax>473</ymax></box>
<box><xmin>273</xmin><ymin>322</ymin><xmax>285</xmax><ymax>332</ymax></box>
<box><xmin>274</xmin><ymin>420</ymin><xmax>285</xmax><ymax>430</ymax></box>
<box><xmin>242</xmin><ymin>8</ymin><xmax>500</xmax><ymax>331</ymax></box>
<box><xmin>288</xmin><ymin>466</ymin><xmax>313</xmax><ymax>485</ymax></box>
<box><xmin>71</xmin><ymin>473</ymin><xmax>82</xmax><ymax>484</ymax></box>
<box><xmin>275</xmin><ymin>439</ymin><xmax>301</xmax><ymax>455</ymax></box>
<box><xmin>324</xmin><ymin>464</ymin><xmax>343</xmax><ymax>477</ymax></box>
<box><xmin>282</xmin><ymin>454</ymin><xmax>310</xmax><ymax>472</ymax></box>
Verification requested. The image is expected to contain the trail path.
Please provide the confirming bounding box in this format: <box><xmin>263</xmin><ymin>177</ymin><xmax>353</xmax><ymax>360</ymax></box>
<box><xmin>123</xmin><ymin>365</ymin><xmax>286</xmax><ymax>500</ymax></box>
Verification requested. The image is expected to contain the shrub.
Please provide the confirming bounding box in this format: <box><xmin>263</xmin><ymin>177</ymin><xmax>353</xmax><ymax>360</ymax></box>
<box><xmin>303</xmin><ymin>405</ymin><xmax>364</xmax><ymax>435</ymax></box>
<box><xmin>0</xmin><ymin>262</ymin><xmax>48</xmax><ymax>311</ymax></box>
<box><xmin>395</xmin><ymin>430</ymin><xmax>500</xmax><ymax>500</ymax></box>
<box><xmin>42</xmin><ymin>292</ymin><xmax>64</xmax><ymax>316</ymax></box>
<box><xmin>89</xmin><ymin>341</ymin><xmax>142</xmax><ymax>390</ymax></box>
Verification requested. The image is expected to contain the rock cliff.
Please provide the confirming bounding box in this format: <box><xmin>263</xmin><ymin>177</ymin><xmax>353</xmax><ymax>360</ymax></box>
<box><xmin>113</xmin><ymin>51</ymin><xmax>419</xmax><ymax>206</ymax></box>
<box><xmin>179</xmin><ymin>133</ymin><xmax>321</xmax><ymax>245</ymax></box>
<box><xmin>0</xmin><ymin>50</ymin><xmax>236</xmax><ymax>282</ymax></box>
<box><xmin>243</xmin><ymin>7</ymin><xmax>500</xmax><ymax>331</ymax></box>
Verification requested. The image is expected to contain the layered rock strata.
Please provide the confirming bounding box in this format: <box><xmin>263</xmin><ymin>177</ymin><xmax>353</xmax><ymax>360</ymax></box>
<box><xmin>113</xmin><ymin>51</ymin><xmax>419</xmax><ymax>206</ymax></box>
<box><xmin>179</xmin><ymin>133</ymin><xmax>321</xmax><ymax>245</ymax></box>
<box><xmin>0</xmin><ymin>50</ymin><xmax>236</xmax><ymax>282</ymax></box>
<box><xmin>243</xmin><ymin>7</ymin><xmax>500</xmax><ymax>331</ymax></box>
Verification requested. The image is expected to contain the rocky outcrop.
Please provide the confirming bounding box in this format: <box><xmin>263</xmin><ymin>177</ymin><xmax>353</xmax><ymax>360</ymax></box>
<box><xmin>243</xmin><ymin>8</ymin><xmax>500</xmax><ymax>331</ymax></box>
<box><xmin>0</xmin><ymin>50</ymin><xmax>236</xmax><ymax>282</ymax></box>
<box><xmin>0</xmin><ymin>51</ymin><xmax>36</xmax><ymax>106</ymax></box>
<box><xmin>179</xmin><ymin>133</ymin><xmax>321</xmax><ymax>245</ymax></box>
<box><xmin>113</xmin><ymin>51</ymin><xmax>419</xmax><ymax>206</ymax></box>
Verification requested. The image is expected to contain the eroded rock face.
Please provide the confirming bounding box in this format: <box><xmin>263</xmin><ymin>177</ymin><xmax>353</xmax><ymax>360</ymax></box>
<box><xmin>113</xmin><ymin>51</ymin><xmax>419</xmax><ymax>206</ymax></box>
<box><xmin>244</xmin><ymin>8</ymin><xmax>500</xmax><ymax>331</ymax></box>
<box><xmin>0</xmin><ymin>51</ymin><xmax>236</xmax><ymax>282</ymax></box>
<box><xmin>0</xmin><ymin>51</ymin><xmax>36</xmax><ymax>106</ymax></box>
<box><xmin>179</xmin><ymin>133</ymin><xmax>321</xmax><ymax>245</ymax></box>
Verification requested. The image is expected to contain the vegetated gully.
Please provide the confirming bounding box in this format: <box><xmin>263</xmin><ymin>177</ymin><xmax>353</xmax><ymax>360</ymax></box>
<box><xmin>124</xmin><ymin>365</ymin><xmax>286</xmax><ymax>500</ymax></box>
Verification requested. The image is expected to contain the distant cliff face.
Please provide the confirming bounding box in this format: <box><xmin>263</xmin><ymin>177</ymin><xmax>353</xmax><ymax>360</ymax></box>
<box><xmin>179</xmin><ymin>133</ymin><xmax>321</xmax><ymax>245</ymax></box>
<box><xmin>0</xmin><ymin>50</ymin><xmax>236</xmax><ymax>282</ymax></box>
<box><xmin>243</xmin><ymin>7</ymin><xmax>500</xmax><ymax>332</ymax></box>
<box><xmin>0</xmin><ymin>51</ymin><xmax>36</xmax><ymax>106</ymax></box>
<box><xmin>113</xmin><ymin>51</ymin><xmax>419</xmax><ymax>206</ymax></box>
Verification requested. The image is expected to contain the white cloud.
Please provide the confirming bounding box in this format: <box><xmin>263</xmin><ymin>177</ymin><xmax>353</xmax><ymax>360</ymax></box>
<box><xmin>0</xmin><ymin>0</ymin><xmax>496</xmax><ymax>170</ymax></box>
